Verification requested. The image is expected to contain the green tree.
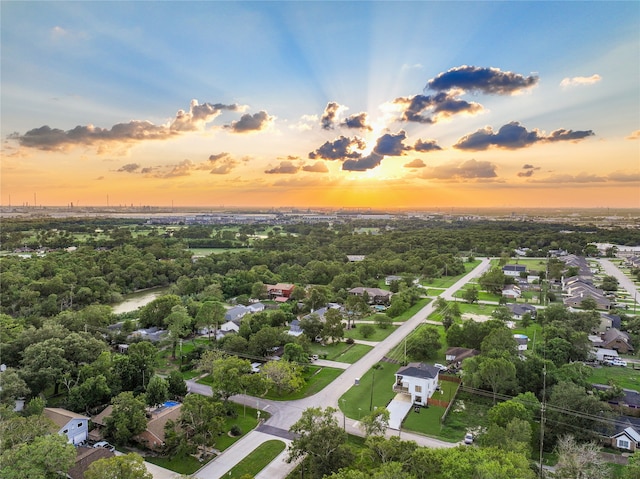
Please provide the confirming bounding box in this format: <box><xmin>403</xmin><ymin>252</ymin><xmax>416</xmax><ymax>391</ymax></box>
<box><xmin>579</xmin><ymin>296</ymin><xmax>598</xmax><ymax>311</ymax></box>
<box><xmin>300</xmin><ymin>314</ymin><xmax>324</xmax><ymax>341</ymax></box>
<box><xmin>462</xmin><ymin>286</ymin><xmax>479</xmax><ymax>304</ymax></box>
<box><xmin>359</xmin><ymin>323</ymin><xmax>376</xmax><ymax>339</ymax></box>
<box><xmin>281</xmin><ymin>342</ymin><xmax>309</xmax><ymax>364</ymax></box>
<box><xmin>207</xmin><ymin>355</ymin><xmax>253</xmax><ymax>402</ymax></box>
<box><xmin>323</xmin><ymin>308</ymin><xmax>344</xmax><ymax>343</ymax></box>
<box><xmin>20</xmin><ymin>338</ymin><xmax>71</xmax><ymax>395</ymax></box>
<box><xmin>406</xmin><ymin>325</ymin><xmax>442</xmax><ymax>361</ymax></box>
<box><xmin>84</xmin><ymin>453</ymin><xmax>153</xmax><ymax>479</ymax></box>
<box><xmin>479</xmin><ymin>268</ymin><xmax>510</xmax><ymax>295</ymax></box>
<box><xmin>0</xmin><ymin>368</ymin><xmax>29</xmax><ymax>406</ymax></box>
<box><xmin>178</xmin><ymin>394</ymin><xmax>225</xmax><ymax>450</ymax></box>
<box><xmin>288</xmin><ymin>407</ymin><xmax>354</xmax><ymax>479</ymax></box>
<box><xmin>0</xmin><ymin>414</ymin><xmax>57</xmax><ymax>452</ymax></box>
<box><xmin>145</xmin><ymin>375</ymin><xmax>169</xmax><ymax>408</ymax></box>
<box><xmin>164</xmin><ymin>305</ymin><xmax>192</xmax><ymax>359</ymax></box>
<box><xmin>360</xmin><ymin>407</ymin><xmax>390</xmax><ymax>437</ymax></box>
<box><xmin>481</xmin><ymin>328</ymin><xmax>518</xmax><ymax>358</ymax></box>
<box><xmin>195</xmin><ymin>300</ymin><xmax>226</xmax><ymax>341</ymax></box>
<box><xmin>260</xmin><ymin>360</ymin><xmax>305</xmax><ymax>396</ymax></box>
<box><xmin>345</xmin><ymin>294</ymin><xmax>369</xmax><ymax>330</ymax></box>
<box><xmin>167</xmin><ymin>370</ymin><xmax>188</xmax><ymax>399</ymax></box>
<box><xmin>0</xmin><ymin>433</ymin><xmax>75</xmax><ymax>479</ymax></box>
<box><xmin>67</xmin><ymin>374</ymin><xmax>111</xmax><ymax>413</ymax></box>
<box><xmin>139</xmin><ymin>294</ymin><xmax>181</xmax><ymax>328</ymax></box>
<box><xmin>374</xmin><ymin>314</ymin><xmax>392</xmax><ymax>330</ymax></box>
<box><xmin>105</xmin><ymin>391</ymin><xmax>148</xmax><ymax>445</ymax></box>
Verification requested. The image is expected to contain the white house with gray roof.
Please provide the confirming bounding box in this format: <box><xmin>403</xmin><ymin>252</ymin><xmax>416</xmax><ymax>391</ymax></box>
<box><xmin>393</xmin><ymin>363</ymin><xmax>440</xmax><ymax>406</ymax></box>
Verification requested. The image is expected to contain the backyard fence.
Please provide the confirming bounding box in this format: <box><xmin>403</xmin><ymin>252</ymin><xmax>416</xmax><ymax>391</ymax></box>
<box><xmin>438</xmin><ymin>375</ymin><xmax>461</xmax><ymax>424</ymax></box>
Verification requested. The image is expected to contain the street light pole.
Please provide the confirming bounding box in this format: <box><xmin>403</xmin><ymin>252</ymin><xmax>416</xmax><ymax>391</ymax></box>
<box><xmin>369</xmin><ymin>364</ymin><xmax>380</xmax><ymax>411</ymax></box>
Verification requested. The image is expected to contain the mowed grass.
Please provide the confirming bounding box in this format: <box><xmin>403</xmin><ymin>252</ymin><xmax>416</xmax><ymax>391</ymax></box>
<box><xmin>344</xmin><ymin>324</ymin><xmax>398</xmax><ymax>342</ymax></box>
<box><xmin>310</xmin><ymin>341</ymin><xmax>372</xmax><ymax>363</ymax></box>
<box><xmin>146</xmin><ymin>454</ymin><xmax>202</xmax><ymax>474</ymax></box>
<box><xmin>262</xmin><ymin>365</ymin><xmax>344</xmax><ymax>400</ymax></box>
<box><xmin>339</xmin><ymin>361</ymin><xmax>399</xmax><ymax>419</ymax></box>
<box><xmin>221</xmin><ymin>440</ymin><xmax>286</xmax><ymax>478</ymax></box>
<box><xmin>587</xmin><ymin>364</ymin><xmax>640</xmax><ymax>390</ymax></box>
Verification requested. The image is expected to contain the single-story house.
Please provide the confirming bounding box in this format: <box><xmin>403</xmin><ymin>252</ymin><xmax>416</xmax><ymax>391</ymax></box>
<box><xmin>610</xmin><ymin>426</ymin><xmax>640</xmax><ymax>452</ymax></box>
<box><xmin>593</xmin><ymin>386</ymin><xmax>640</xmax><ymax>410</ymax></box>
<box><xmin>502</xmin><ymin>285</ymin><xmax>522</xmax><ymax>299</ymax></box>
<box><xmin>600</xmin><ymin>328</ymin><xmax>634</xmax><ymax>354</ymax></box>
<box><xmin>44</xmin><ymin>407</ymin><xmax>89</xmax><ymax>445</ymax></box>
<box><xmin>346</xmin><ymin>255</ymin><xmax>365</xmax><ymax>262</ymax></box>
<box><xmin>502</xmin><ymin>264</ymin><xmax>527</xmax><ymax>277</ymax></box>
<box><xmin>247</xmin><ymin>302</ymin><xmax>265</xmax><ymax>313</ymax></box>
<box><xmin>393</xmin><ymin>363</ymin><xmax>440</xmax><ymax>406</ymax></box>
<box><xmin>385</xmin><ymin>275</ymin><xmax>403</xmax><ymax>285</ymax></box>
<box><xmin>591</xmin><ymin>348</ymin><xmax>619</xmax><ymax>363</ymax></box>
<box><xmin>220</xmin><ymin>320</ymin><xmax>240</xmax><ymax>334</ymax></box>
<box><xmin>134</xmin><ymin>403</ymin><xmax>182</xmax><ymax>450</ymax></box>
<box><xmin>128</xmin><ymin>327</ymin><xmax>165</xmax><ymax>342</ymax></box>
<box><xmin>225</xmin><ymin>305</ymin><xmax>250</xmax><ymax>322</ymax></box>
<box><xmin>507</xmin><ymin>303</ymin><xmax>537</xmax><ymax>320</ymax></box>
<box><xmin>597</xmin><ymin>313</ymin><xmax>622</xmax><ymax>333</ymax></box>
<box><xmin>287</xmin><ymin>319</ymin><xmax>304</xmax><ymax>337</ymax></box>
<box><xmin>67</xmin><ymin>446</ymin><xmax>114</xmax><ymax>479</ymax></box>
<box><xmin>348</xmin><ymin>287</ymin><xmax>392</xmax><ymax>305</ymax></box>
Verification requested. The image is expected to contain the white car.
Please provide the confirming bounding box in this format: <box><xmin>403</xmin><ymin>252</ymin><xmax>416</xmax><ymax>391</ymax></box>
<box><xmin>464</xmin><ymin>433</ymin><xmax>474</xmax><ymax>445</ymax></box>
<box><xmin>611</xmin><ymin>358</ymin><xmax>627</xmax><ymax>367</ymax></box>
<box><xmin>434</xmin><ymin>363</ymin><xmax>448</xmax><ymax>371</ymax></box>
<box><xmin>93</xmin><ymin>441</ymin><xmax>115</xmax><ymax>452</ymax></box>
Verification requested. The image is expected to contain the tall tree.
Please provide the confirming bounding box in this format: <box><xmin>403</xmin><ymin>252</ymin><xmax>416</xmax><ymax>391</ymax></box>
<box><xmin>0</xmin><ymin>433</ymin><xmax>76</xmax><ymax>479</ymax></box>
<box><xmin>145</xmin><ymin>375</ymin><xmax>169</xmax><ymax>408</ymax></box>
<box><xmin>323</xmin><ymin>308</ymin><xmax>344</xmax><ymax>343</ymax></box>
<box><xmin>288</xmin><ymin>407</ymin><xmax>354</xmax><ymax>479</ymax></box>
<box><xmin>195</xmin><ymin>301</ymin><xmax>226</xmax><ymax>341</ymax></box>
<box><xmin>105</xmin><ymin>392</ymin><xmax>148</xmax><ymax>446</ymax></box>
<box><xmin>178</xmin><ymin>394</ymin><xmax>225</xmax><ymax>451</ymax></box>
<box><xmin>164</xmin><ymin>305</ymin><xmax>192</xmax><ymax>359</ymax></box>
<box><xmin>344</xmin><ymin>294</ymin><xmax>369</xmax><ymax>330</ymax></box>
<box><xmin>84</xmin><ymin>453</ymin><xmax>153</xmax><ymax>479</ymax></box>
<box><xmin>406</xmin><ymin>325</ymin><xmax>442</xmax><ymax>361</ymax></box>
<box><xmin>260</xmin><ymin>360</ymin><xmax>305</xmax><ymax>396</ymax></box>
<box><xmin>554</xmin><ymin>435</ymin><xmax>611</xmax><ymax>479</ymax></box>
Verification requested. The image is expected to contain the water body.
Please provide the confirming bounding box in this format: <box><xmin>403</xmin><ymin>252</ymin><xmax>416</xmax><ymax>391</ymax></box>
<box><xmin>111</xmin><ymin>286</ymin><xmax>170</xmax><ymax>314</ymax></box>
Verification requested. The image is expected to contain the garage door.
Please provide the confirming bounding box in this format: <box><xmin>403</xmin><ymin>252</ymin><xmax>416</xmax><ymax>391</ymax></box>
<box><xmin>72</xmin><ymin>432</ymin><xmax>86</xmax><ymax>445</ymax></box>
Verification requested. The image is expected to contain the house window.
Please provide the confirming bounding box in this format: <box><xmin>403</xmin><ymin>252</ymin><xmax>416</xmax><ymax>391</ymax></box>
<box><xmin>63</xmin><ymin>429</ymin><xmax>68</xmax><ymax>434</ymax></box>
<box><xmin>77</xmin><ymin>422</ymin><xmax>83</xmax><ymax>428</ymax></box>
<box><xmin>415</xmin><ymin>385</ymin><xmax>422</xmax><ymax>393</ymax></box>
<box><xmin>415</xmin><ymin>396</ymin><xmax>422</xmax><ymax>404</ymax></box>
<box><xmin>617</xmin><ymin>439</ymin><xmax>630</xmax><ymax>449</ymax></box>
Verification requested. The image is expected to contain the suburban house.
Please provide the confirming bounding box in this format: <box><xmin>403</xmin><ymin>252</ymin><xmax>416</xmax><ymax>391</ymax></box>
<box><xmin>134</xmin><ymin>403</ymin><xmax>182</xmax><ymax>450</ymax></box>
<box><xmin>514</xmin><ymin>334</ymin><xmax>529</xmax><ymax>351</ymax></box>
<box><xmin>606</xmin><ymin>422</ymin><xmax>640</xmax><ymax>452</ymax></box>
<box><xmin>600</xmin><ymin>328</ymin><xmax>634</xmax><ymax>354</ymax></box>
<box><xmin>287</xmin><ymin>319</ymin><xmax>304</xmax><ymax>337</ymax></box>
<box><xmin>507</xmin><ymin>303</ymin><xmax>537</xmax><ymax>320</ymax></box>
<box><xmin>393</xmin><ymin>363</ymin><xmax>440</xmax><ymax>406</ymax></box>
<box><xmin>591</xmin><ymin>348</ymin><xmax>619</xmax><ymax>363</ymax></box>
<box><xmin>445</xmin><ymin>347</ymin><xmax>479</xmax><ymax>365</ymax></box>
<box><xmin>247</xmin><ymin>302</ymin><xmax>265</xmax><ymax>313</ymax></box>
<box><xmin>597</xmin><ymin>313</ymin><xmax>622</xmax><ymax>333</ymax></box>
<box><xmin>348</xmin><ymin>287</ymin><xmax>392</xmax><ymax>305</ymax></box>
<box><xmin>502</xmin><ymin>285</ymin><xmax>522</xmax><ymax>299</ymax></box>
<box><xmin>593</xmin><ymin>386</ymin><xmax>640</xmax><ymax>410</ymax></box>
<box><xmin>225</xmin><ymin>305</ymin><xmax>251</xmax><ymax>322</ymax></box>
<box><xmin>266</xmin><ymin>283</ymin><xmax>295</xmax><ymax>302</ymax></box>
<box><xmin>502</xmin><ymin>264</ymin><xmax>527</xmax><ymax>277</ymax></box>
<box><xmin>562</xmin><ymin>278</ymin><xmax>611</xmax><ymax>310</ymax></box>
<box><xmin>67</xmin><ymin>446</ymin><xmax>114</xmax><ymax>479</ymax></box>
<box><xmin>44</xmin><ymin>407</ymin><xmax>89</xmax><ymax>445</ymax></box>
<box><xmin>385</xmin><ymin>275</ymin><xmax>403</xmax><ymax>285</ymax></box>
<box><xmin>301</xmin><ymin>303</ymin><xmax>342</xmax><ymax>323</ymax></box>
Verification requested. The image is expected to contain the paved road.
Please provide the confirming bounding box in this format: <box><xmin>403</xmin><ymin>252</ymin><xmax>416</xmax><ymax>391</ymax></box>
<box><xmin>188</xmin><ymin>258</ymin><xmax>492</xmax><ymax>478</ymax></box>
<box><xmin>597</xmin><ymin>259</ymin><xmax>639</xmax><ymax>308</ymax></box>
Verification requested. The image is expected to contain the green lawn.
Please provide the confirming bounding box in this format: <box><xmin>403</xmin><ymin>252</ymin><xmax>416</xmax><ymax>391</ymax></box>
<box><xmin>339</xmin><ymin>362</ymin><xmax>398</xmax><ymax>420</ymax></box>
<box><xmin>385</xmin><ymin>324</ymin><xmax>448</xmax><ymax>364</ymax></box>
<box><xmin>262</xmin><ymin>365</ymin><xmax>344</xmax><ymax>400</ymax></box>
<box><xmin>310</xmin><ymin>342</ymin><xmax>372</xmax><ymax>363</ymax></box>
<box><xmin>587</xmin><ymin>364</ymin><xmax>640</xmax><ymax>390</ymax></box>
<box><xmin>145</xmin><ymin>454</ymin><xmax>202</xmax><ymax>474</ymax></box>
<box><xmin>221</xmin><ymin>440</ymin><xmax>286</xmax><ymax>478</ymax></box>
<box><xmin>389</xmin><ymin>298</ymin><xmax>432</xmax><ymax>322</ymax></box>
<box><xmin>344</xmin><ymin>324</ymin><xmax>398</xmax><ymax>342</ymax></box>
<box><xmin>402</xmin><ymin>379</ymin><xmax>461</xmax><ymax>441</ymax></box>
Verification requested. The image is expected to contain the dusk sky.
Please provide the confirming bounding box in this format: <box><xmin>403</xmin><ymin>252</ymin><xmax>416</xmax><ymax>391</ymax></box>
<box><xmin>2</xmin><ymin>1</ymin><xmax>639</xmax><ymax>209</ymax></box>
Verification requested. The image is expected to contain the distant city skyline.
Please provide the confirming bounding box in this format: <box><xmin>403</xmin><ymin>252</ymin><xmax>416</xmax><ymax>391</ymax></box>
<box><xmin>2</xmin><ymin>1</ymin><xmax>639</xmax><ymax>208</ymax></box>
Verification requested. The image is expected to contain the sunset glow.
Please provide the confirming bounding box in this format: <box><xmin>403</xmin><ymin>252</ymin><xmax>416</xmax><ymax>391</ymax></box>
<box><xmin>2</xmin><ymin>2</ymin><xmax>639</xmax><ymax>209</ymax></box>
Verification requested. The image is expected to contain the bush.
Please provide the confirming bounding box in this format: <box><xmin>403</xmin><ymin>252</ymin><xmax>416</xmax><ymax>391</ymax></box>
<box><xmin>345</xmin><ymin>337</ymin><xmax>355</xmax><ymax>345</ymax></box>
<box><xmin>230</xmin><ymin>424</ymin><xmax>243</xmax><ymax>436</ymax></box>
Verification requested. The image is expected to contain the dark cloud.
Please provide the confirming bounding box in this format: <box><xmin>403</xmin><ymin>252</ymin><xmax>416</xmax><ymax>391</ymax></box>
<box><xmin>420</xmin><ymin>159</ymin><xmax>497</xmax><ymax>179</ymax></box>
<box><xmin>225</xmin><ymin>111</ymin><xmax>273</xmax><ymax>133</ymax></box>
<box><xmin>208</xmin><ymin>152</ymin><xmax>238</xmax><ymax>175</ymax></box>
<box><xmin>404</xmin><ymin>159</ymin><xmax>426</xmax><ymax>168</ymax></box>
<box><xmin>426</xmin><ymin>65</ymin><xmax>539</xmax><ymax>95</ymax></box>
<box><xmin>342</xmin><ymin>113</ymin><xmax>372</xmax><ymax>131</ymax></box>
<box><xmin>140</xmin><ymin>167</ymin><xmax>154</xmax><ymax>174</ymax></box>
<box><xmin>265</xmin><ymin>160</ymin><xmax>300</xmax><ymax>174</ymax></box>
<box><xmin>517</xmin><ymin>164</ymin><xmax>541</xmax><ymax>177</ymax></box>
<box><xmin>394</xmin><ymin>92</ymin><xmax>482</xmax><ymax>123</ymax></box>
<box><xmin>12</xmin><ymin>99</ymin><xmax>243</xmax><ymax>151</ymax></box>
<box><xmin>308</xmin><ymin>136</ymin><xmax>365</xmax><ymax>160</ymax></box>
<box><xmin>343</xmin><ymin>152</ymin><xmax>384</xmax><ymax>171</ymax></box>
<box><xmin>522</xmin><ymin>164</ymin><xmax>535</xmax><ymax>169</ymax></box>
<box><xmin>373</xmin><ymin>131</ymin><xmax>409</xmax><ymax>156</ymax></box>
<box><xmin>321</xmin><ymin>102</ymin><xmax>341</xmax><ymax>130</ymax></box>
<box><xmin>607</xmin><ymin>171</ymin><xmax>640</xmax><ymax>182</ymax></box>
<box><xmin>546</xmin><ymin>128</ymin><xmax>595</xmax><ymax>142</ymax></box>
<box><xmin>302</xmin><ymin>161</ymin><xmax>329</xmax><ymax>173</ymax></box>
<box><xmin>117</xmin><ymin>163</ymin><xmax>140</xmax><ymax>173</ymax></box>
<box><xmin>414</xmin><ymin>139</ymin><xmax>442</xmax><ymax>152</ymax></box>
<box><xmin>164</xmin><ymin>159</ymin><xmax>195</xmax><ymax>178</ymax></box>
<box><xmin>454</xmin><ymin>122</ymin><xmax>594</xmax><ymax>151</ymax></box>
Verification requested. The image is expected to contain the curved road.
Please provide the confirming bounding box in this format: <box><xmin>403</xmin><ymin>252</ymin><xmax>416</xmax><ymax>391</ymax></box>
<box><xmin>191</xmin><ymin>258</ymin><xmax>492</xmax><ymax>479</ymax></box>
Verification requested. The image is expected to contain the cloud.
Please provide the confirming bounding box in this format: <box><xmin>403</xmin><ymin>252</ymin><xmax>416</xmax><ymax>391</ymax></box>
<box><xmin>419</xmin><ymin>159</ymin><xmax>498</xmax><ymax>180</ymax></box>
<box><xmin>401</xmin><ymin>63</ymin><xmax>423</xmax><ymax>71</ymax></box>
<box><xmin>12</xmin><ymin>99</ymin><xmax>244</xmax><ymax>151</ymax></box>
<box><xmin>414</xmin><ymin>139</ymin><xmax>442</xmax><ymax>152</ymax></box>
<box><xmin>302</xmin><ymin>161</ymin><xmax>329</xmax><ymax>173</ymax></box>
<box><xmin>454</xmin><ymin>121</ymin><xmax>594</xmax><ymax>151</ymax></box>
<box><xmin>560</xmin><ymin>74</ymin><xmax>602</xmax><ymax>88</ymax></box>
<box><xmin>517</xmin><ymin>164</ymin><xmax>541</xmax><ymax>177</ymax></box>
<box><xmin>308</xmin><ymin>136</ymin><xmax>365</xmax><ymax>160</ymax></box>
<box><xmin>208</xmin><ymin>152</ymin><xmax>238</xmax><ymax>175</ymax></box>
<box><xmin>545</xmin><ymin>128</ymin><xmax>595</xmax><ymax>142</ymax></box>
<box><xmin>341</xmin><ymin>113</ymin><xmax>372</xmax><ymax>131</ymax></box>
<box><xmin>117</xmin><ymin>163</ymin><xmax>140</xmax><ymax>173</ymax></box>
<box><xmin>373</xmin><ymin>131</ymin><xmax>409</xmax><ymax>156</ymax></box>
<box><xmin>265</xmin><ymin>160</ymin><xmax>300</xmax><ymax>174</ymax></box>
<box><xmin>625</xmin><ymin>130</ymin><xmax>640</xmax><ymax>140</ymax></box>
<box><xmin>321</xmin><ymin>102</ymin><xmax>345</xmax><ymax>130</ymax></box>
<box><xmin>393</xmin><ymin>92</ymin><xmax>482</xmax><ymax>123</ymax></box>
<box><xmin>165</xmin><ymin>159</ymin><xmax>196</xmax><ymax>178</ymax></box>
<box><xmin>426</xmin><ymin>65</ymin><xmax>539</xmax><ymax>95</ymax></box>
<box><xmin>607</xmin><ymin>171</ymin><xmax>640</xmax><ymax>182</ymax></box>
<box><xmin>343</xmin><ymin>152</ymin><xmax>384</xmax><ymax>171</ymax></box>
<box><xmin>404</xmin><ymin>159</ymin><xmax>426</xmax><ymax>168</ymax></box>
<box><xmin>225</xmin><ymin>111</ymin><xmax>273</xmax><ymax>133</ymax></box>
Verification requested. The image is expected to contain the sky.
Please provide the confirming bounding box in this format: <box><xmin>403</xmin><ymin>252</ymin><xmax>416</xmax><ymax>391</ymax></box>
<box><xmin>2</xmin><ymin>1</ymin><xmax>639</xmax><ymax>210</ymax></box>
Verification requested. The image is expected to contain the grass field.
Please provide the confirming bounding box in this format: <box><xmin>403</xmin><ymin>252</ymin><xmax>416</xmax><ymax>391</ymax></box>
<box><xmin>339</xmin><ymin>361</ymin><xmax>399</xmax><ymax>420</ymax></box>
<box><xmin>309</xmin><ymin>342</ymin><xmax>373</xmax><ymax>363</ymax></box>
<box><xmin>263</xmin><ymin>365</ymin><xmax>344</xmax><ymax>401</ymax></box>
<box><xmin>343</xmin><ymin>324</ymin><xmax>398</xmax><ymax>342</ymax></box>
<box><xmin>220</xmin><ymin>440</ymin><xmax>286</xmax><ymax>478</ymax></box>
<box><xmin>587</xmin><ymin>364</ymin><xmax>640</xmax><ymax>390</ymax></box>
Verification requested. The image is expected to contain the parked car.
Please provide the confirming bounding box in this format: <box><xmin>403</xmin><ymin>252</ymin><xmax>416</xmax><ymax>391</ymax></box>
<box><xmin>93</xmin><ymin>441</ymin><xmax>115</xmax><ymax>452</ymax></box>
<box><xmin>464</xmin><ymin>433</ymin><xmax>474</xmax><ymax>445</ymax></box>
<box><xmin>611</xmin><ymin>358</ymin><xmax>627</xmax><ymax>367</ymax></box>
<box><xmin>434</xmin><ymin>363</ymin><xmax>448</xmax><ymax>371</ymax></box>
